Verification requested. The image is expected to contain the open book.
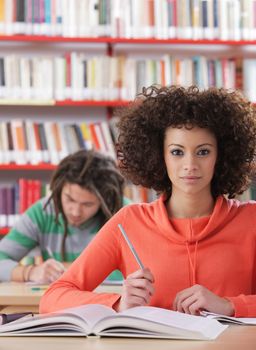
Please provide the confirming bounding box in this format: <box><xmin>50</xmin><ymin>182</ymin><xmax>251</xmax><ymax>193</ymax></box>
<box><xmin>0</xmin><ymin>304</ymin><xmax>227</xmax><ymax>340</ymax></box>
<box><xmin>201</xmin><ymin>311</ymin><xmax>256</xmax><ymax>325</ymax></box>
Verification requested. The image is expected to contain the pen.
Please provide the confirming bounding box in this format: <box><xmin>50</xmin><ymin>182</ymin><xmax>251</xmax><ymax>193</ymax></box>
<box><xmin>46</xmin><ymin>247</ymin><xmax>54</xmax><ymax>259</ymax></box>
<box><xmin>31</xmin><ymin>286</ymin><xmax>49</xmax><ymax>291</ymax></box>
<box><xmin>118</xmin><ymin>223</ymin><xmax>144</xmax><ymax>269</ymax></box>
<box><xmin>46</xmin><ymin>247</ymin><xmax>66</xmax><ymax>272</ymax></box>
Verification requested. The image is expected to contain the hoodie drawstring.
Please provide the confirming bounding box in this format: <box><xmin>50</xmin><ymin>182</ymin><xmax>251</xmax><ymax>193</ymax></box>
<box><xmin>186</xmin><ymin>240</ymin><xmax>198</xmax><ymax>286</ymax></box>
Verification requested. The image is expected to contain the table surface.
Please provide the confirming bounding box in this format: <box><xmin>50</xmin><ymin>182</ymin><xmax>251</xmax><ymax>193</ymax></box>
<box><xmin>0</xmin><ymin>326</ymin><xmax>255</xmax><ymax>350</ymax></box>
<box><xmin>0</xmin><ymin>282</ymin><xmax>122</xmax><ymax>311</ymax></box>
<box><xmin>1</xmin><ymin>282</ymin><xmax>256</xmax><ymax>349</ymax></box>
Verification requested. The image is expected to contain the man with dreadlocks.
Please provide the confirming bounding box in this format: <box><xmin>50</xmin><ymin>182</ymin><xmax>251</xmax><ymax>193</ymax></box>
<box><xmin>0</xmin><ymin>150</ymin><xmax>130</xmax><ymax>283</ymax></box>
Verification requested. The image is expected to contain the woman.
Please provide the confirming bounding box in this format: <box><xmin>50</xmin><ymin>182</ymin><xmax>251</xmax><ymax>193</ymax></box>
<box><xmin>40</xmin><ymin>85</ymin><xmax>256</xmax><ymax>317</ymax></box>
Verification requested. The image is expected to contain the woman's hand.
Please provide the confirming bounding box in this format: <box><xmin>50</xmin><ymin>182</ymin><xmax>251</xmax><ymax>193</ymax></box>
<box><xmin>116</xmin><ymin>268</ymin><xmax>155</xmax><ymax>312</ymax></box>
<box><xmin>173</xmin><ymin>284</ymin><xmax>234</xmax><ymax>316</ymax></box>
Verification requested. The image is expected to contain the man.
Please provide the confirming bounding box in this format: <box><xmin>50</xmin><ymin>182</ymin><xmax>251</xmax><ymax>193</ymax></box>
<box><xmin>0</xmin><ymin>150</ymin><xmax>130</xmax><ymax>283</ymax></box>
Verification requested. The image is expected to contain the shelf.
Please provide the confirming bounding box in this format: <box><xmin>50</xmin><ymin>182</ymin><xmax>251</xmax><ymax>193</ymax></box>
<box><xmin>0</xmin><ymin>228</ymin><xmax>9</xmax><ymax>235</ymax></box>
<box><xmin>0</xmin><ymin>164</ymin><xmax>57</xmax><ymax>170</ymax></box>
<box><xmin>0</xmin><ymin>35</ymin><xmax>256</xmax><ymax>45</ymax></box>
<box><xmin>55</xmin><ymin>100</ymin><xmax>130</xmax><ymax>107</ymax></box>
<box><xmin>0</xmin><ymin>99</ymin><xmax>130</xmax><ymax>107</ymax></box>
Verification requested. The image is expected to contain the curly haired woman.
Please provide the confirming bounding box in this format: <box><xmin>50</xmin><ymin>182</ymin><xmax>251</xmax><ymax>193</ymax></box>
<box><xmin>40</xmin><ymin>86</ymin><xmax>256</xmax><ymax>318</ymax></box>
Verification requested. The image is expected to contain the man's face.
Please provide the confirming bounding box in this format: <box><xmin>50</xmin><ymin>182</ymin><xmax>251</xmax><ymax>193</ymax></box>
<box><xmin>61</xmin><ymin>183</ymin><xmax>101</xmax><ymax>227</ymax></box>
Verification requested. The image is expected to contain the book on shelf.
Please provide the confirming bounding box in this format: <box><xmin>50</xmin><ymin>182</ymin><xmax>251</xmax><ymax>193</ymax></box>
<box><xmin>0</xmin><ymin>179</ymin><xmax>50</xmax><ymax>228</ymax></box>
<box><xmin>0</xmin><ymin>0</ymin><xmax>255</xmax><ymax>40</ymax></box>
<box><xmin>0</xmin><ymin>53</ymin><xmax>255</xmax><ymax>103</ymax></box>
<box><xmin>0</xmin><ymin>304</ymin><xmax>227</xmax><ymax>340</ymax></box>
<box><xmin>0</xmin><ymin>119</ymin><xmax>117</xmax><ymax>165</ymax></box>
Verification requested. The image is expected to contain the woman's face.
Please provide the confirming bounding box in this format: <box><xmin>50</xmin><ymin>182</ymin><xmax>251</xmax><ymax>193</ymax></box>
<box><xmin>61</xmin><ymin>183</ymin><xmax>101</xmax><ymax>227</ymax></box>
<box><xmin>163</xmin><ymin>126</ymin><xmax>217</xmax><ymax>198</ymax></box>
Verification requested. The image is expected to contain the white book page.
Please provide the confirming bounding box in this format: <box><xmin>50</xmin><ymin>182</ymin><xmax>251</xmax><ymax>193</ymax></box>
<box><xmin>60</xmin><ymin>304</ymin><xmax>116</xmax><ymax>329</ymax></box>
<box><xmin>120</xmin><ymin>306</ymin><xmax>212</xmax><ymax>330</ymax></box>
<box><xmin>94</xmin><ymin>306</ymin><xmax>227</xmax><ymax>340</ymax></box>
<box><xmin>201</xmin><ymin>311</ymin><xmax>256</xmax><ymax>325</ymax></box>
<box><xmin>0</xmin><ymin>305</ymin><xmax>115</xmax><ymax>335</ymax></box>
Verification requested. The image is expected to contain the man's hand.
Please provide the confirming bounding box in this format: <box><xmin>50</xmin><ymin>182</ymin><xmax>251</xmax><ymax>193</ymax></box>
<box><xmin>173</xmin><ymin>284</ymin><xmax>235</xmax><ymax>316</ymax></box>
<box><xmin>115</xmin><ymin>268</ymin><xmax>155</xmax><ymax>312</ymax></box>
<box><xmin>29</xmin><ymin>259</ymin><xmax>66</xmax><ymax>283</ymax></box>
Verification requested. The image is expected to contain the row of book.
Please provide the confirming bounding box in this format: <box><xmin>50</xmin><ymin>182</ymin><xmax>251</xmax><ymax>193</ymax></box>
<box><xmin>0</xmin><ymin>119</ymin><xmax>117</xmax><ymax>165</ymax></box>
<box><xmin>0</xmin><ymin>0</ymin><xmax>255</xmax><ymax>40</ymax></box>
<box><xmin>0</xmin><ymin>179</ymin><xmax>156</xmax><ymax>229</ymax></box>
<box><xmin>0</xmin><ymin>54</ymin><xmax>256</xmax><ymax>101</ymax></box>
<box><xmin>0</xmin><ymin>179</ymin><xmax>50</xmax><ymax>227</ymax></box>
<box><xmin>0</xmin><ymin>54</ymin><xmax>122</xmax><ymax>101</ymax></box>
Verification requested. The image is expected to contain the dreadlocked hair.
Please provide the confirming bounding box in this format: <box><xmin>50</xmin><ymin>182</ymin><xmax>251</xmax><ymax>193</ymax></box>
<box><xmin>44</xmin><ymin>149</ymin><xmax>124</xmax><ymax>260</ymax></box>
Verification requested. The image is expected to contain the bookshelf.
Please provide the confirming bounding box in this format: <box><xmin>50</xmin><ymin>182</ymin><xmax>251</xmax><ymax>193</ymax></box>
<box><xmin>1</xmin><ymin>34</ymin><xmax>256</xmax><ymax>46</ymax></box>
<box><xmin>0</xmin><ymin>164</ymin><xmax>56</xmax><ymax>170</ymax></box>
<box><xmin>0</xmin><ymin>99</ymin><xmax>130</xmax><ymax>107</ymax></box>
<box><xmin>1</xmin><ymin>0</ymin><xmax>256</xmax><ymax>235</ymax></box>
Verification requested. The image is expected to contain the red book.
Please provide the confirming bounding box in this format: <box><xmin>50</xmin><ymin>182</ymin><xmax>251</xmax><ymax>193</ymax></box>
<box><xmin>89</xmin><ymin>124</ymin><xmax>100</xmax><ymax>150</ymax></box>
<box><xmin>33</xmin><ymin>180</ymin><xmax>42</xmax><ymax>203</ymax></box>
<box><xmin>65</xmin><ymin>52</ymin><xmax>71</xmax><ymax>90</ymax></box>
<box><xmin>33</xmin><ymin>123</ymin><xmax>42</xmax><ymax>152</ymax></box>
<box><xmin>160</xmin><ymin>60</ymin><xmax>165</xmax><ymax>86</ymax></box>
<box><xmin>19</xmin><ymin>178</ymin><xmax>28</xmax><ymax>214</ymax></box>
<box><xmin>235</xmin><ymin>58</ymin><xmax>243</xmax><ymax>91</ymax></box>
<box><xmin>26</xmin><ymin>179</ymin><xmax>34</xmax><ymax>208</ymax></box>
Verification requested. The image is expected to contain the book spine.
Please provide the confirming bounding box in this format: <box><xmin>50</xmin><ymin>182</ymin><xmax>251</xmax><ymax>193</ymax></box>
<box><xmin>19</xmin><ymin>178</ymin><xmax>28</xmax><ymax>213</ymax></box>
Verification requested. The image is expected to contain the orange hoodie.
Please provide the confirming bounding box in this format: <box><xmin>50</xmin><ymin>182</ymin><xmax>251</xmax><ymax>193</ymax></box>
<box><xmin>40</xmin><ymin>195</ymin><xmax>256</xmax><ymax>317</ymax></box>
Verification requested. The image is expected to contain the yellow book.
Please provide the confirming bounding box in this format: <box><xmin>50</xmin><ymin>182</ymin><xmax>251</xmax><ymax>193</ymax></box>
<box><xmin>0</xmin><ymin>0</ymin><xmax>4</xmax><ymax>34</ymax></box>
<box><xmin>80</xmin><ymin>122</ymin><xmax>93</xmax><ymax>150</ymax></box>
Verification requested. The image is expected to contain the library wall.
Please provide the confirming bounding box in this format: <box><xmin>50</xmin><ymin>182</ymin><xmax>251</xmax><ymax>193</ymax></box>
<box><xmin>1</xmin><ymin>0</ymin><xmax>256</xmax><ymax>235</ymax></box>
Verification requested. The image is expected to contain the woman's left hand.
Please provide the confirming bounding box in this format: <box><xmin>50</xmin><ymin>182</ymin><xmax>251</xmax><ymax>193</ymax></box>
<box><xmin>173</xmin><ymin>284</ymin><xmax>234</xmax><ymax>316</ymax></box>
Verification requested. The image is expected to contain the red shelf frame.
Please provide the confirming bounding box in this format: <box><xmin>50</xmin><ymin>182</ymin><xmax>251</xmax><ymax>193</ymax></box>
<box><xmin>0</xmin><ymin>99</ymin><xmax>130</xmax><ymax>107</ymax></box>
<box><xmin>0</xmin><ymin>164</ymin><xmax>57</xmax><ymax>170</ymax></box>
<box><xmin>55</xmin><ymin>100</ymin><xmax>130</xmax><ymax>107</ymax></box>
<box><xmin>0</xmin><ymin>35</ymin><xmax>256</xmax><ymax>46</ymax></box>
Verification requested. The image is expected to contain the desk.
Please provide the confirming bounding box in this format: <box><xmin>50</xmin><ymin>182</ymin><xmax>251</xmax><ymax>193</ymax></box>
<box><xmin>0</xmin><ymin>326</ymin><xmax>255</xmax><ymax>350</ymax></box>
<box><xmin>0</xmin><ymin>282</ymin><xmax>122</xmax><ymax>313</ymax></box>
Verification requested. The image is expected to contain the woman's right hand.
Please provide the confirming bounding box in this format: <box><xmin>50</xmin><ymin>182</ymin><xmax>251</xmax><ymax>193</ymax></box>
<box><xmin>116</xmin><ymin>268</ymin><xmax>155</xmax><ymax>312</ymax></box>
<box><xmin>29</xmin><ymin>259</ymin><xmax>66</xmax><ymax>283</ymax></box>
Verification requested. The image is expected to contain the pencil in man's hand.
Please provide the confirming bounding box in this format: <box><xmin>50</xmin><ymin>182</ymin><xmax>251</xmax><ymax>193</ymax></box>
<box><xmin>46</xmin><ymin>247</ymin><xmax>66</xmax><ymax>272</ymax></box>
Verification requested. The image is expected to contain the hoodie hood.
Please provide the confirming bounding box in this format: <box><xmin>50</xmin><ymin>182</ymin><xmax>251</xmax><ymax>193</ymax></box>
<box><xmin>150</xmin><ymin>195</ymin><xmax>238</xmax><ymax>244</ymax></box>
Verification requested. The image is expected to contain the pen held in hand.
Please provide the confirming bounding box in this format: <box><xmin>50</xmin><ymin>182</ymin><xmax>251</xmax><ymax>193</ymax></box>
<box><xmin>46</xmin><ymin>247</ymin><xmax>54</xmax><ymax>259</ymax></box>
<box><xmin>118</xmin><ymin>224</ymin><xmax>144</xmax><ymax>270</ymax></box>
<box><xmin>46</xmin><ymin>247</ymin><xmax>66</xmax><ymax>272</ymax></box>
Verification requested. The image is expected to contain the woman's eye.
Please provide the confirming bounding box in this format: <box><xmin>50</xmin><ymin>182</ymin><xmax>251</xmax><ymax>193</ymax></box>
<box><xmin>198</xmin><ymin>149</ymin><xmax>210</xmax><ymax>156</ymax></box>
<box><xmin>171</xmin><ymin>149</ymin><xmax>183</xmax><ymax>156</ymax></box>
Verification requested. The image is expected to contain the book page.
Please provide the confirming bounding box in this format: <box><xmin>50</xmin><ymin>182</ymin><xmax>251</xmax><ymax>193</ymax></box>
<box><xmin>0</xmin><ymin>305</ymin><xmax>116</xmax><ymax>335</ymax></box>
<box><xmin>94</xmin><ymin>306</ymin><xmax>227</xmax><ymax>340</ymax></box>
<box><xmin>201</xmin><ymin>311</ymin><xmax>256</xmax><ymax>325</ymax></box>
<box><xmin>119</xmin><ymin>306</ymin><xmax>217</xmax><ymax>330</ymax></box>
<box><xmin>60</xmin><ymin>304</ymin><xmax>116</xmax><ymax>329</ymax></box>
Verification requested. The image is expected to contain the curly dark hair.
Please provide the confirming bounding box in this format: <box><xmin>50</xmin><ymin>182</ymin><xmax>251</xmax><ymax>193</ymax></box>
<box><xmin>45</xmin><ymin>149</ymin><xmax>124</xmax><ymax>259</ymax></box>
<box><xmin>117</xmin><ymin>85</ymin><xmax>256</xmax><ymax>199</ymax></box>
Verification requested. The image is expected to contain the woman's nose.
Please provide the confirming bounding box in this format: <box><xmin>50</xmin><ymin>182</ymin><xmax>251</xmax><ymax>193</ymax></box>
<box><xmin>183</xmin><ymin>155</ymin><xmax>198</xmax><ymax>171</ymax></box>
